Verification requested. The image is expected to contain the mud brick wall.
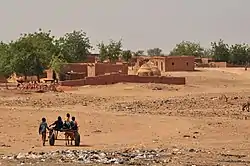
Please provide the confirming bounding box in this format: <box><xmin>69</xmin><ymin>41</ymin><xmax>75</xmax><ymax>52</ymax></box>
<box><xmin>0</xmin><ymin>75</ymin><xmax>7</xmax><ymax>83</ymax></box>
<box><xmin>59</xmin><ymin>79</ymin><xmax>85</xmax><ymax>86</ymax></box>
<box><xmin>69</xmin><ymin>73</ymin><xmax>86</xmax><ymax>80</ymax></box>
<box><xmin>61</xmin><ymin>63</ymin><xmax>88</xmax><ymax>73</ymax></box>
<box><xmin>209</xmin><ymin>62</ymin><xmax>227</xmax><ymax>68</ymax></box>
<box><xmin>46</xmin><ymin>69</ymin><xmax>53</xmax><ymax>80</ymax></box>
<box><xmin>161</xmin><ymin>77</ymin><xmax>185</xmax><ymax>84</ymax></box>
<box><xmin>226</xmin><ymin>63</ymin><xmax>245</xmax><ymax>67</ymax></box>
<box><xmin>196</xmin><ymin>63</ymin><xmax>210</xmax><ymax>68</ymax></box>
<box><xmin>85</xmin><ymin>74</ymin><xmax>115</xmax><ymax>85</ymax></box>
<box><xmin>94</xmin><ymin>63</ymin><xmax>128</xmax><ymax>76</ymax></box>
<box><xmin>136</xmin><ymin>56</ymin><xmax>195</xmax><ymax>72</ymax></box>
<box><xmin>59</xmin><ymin>74</ymin><xmax>185</xmax><ymax>86</ymax></box>
<box><xmin>165</xmin><ymin>56</ymin><xmax>195</xmax><ymax>71</ymax></box>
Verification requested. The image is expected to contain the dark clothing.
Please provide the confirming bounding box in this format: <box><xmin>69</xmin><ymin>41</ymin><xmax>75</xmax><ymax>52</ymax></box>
<box><xmin>64</xmin><ymin>118</ymin><xmax>71</xmax><ymax>129</ymax></box>
<box><xmin>42</xmin><ymin>132</ymin><xmax>46</xmax><ymax>146</ymax></box>
<box><xmin>51</xmin><ymin>120</ymin><xmax>63</xmax><ymax>131</ymax></box>
<box><xmin>39</xmin><ymin>122</ymin><xmax>49</xmax><ymax>134</ymax></box>
<box><xmin>70</xmin><ymin>120</ymin><xmax>78</xmax><ymax>130</ymax></box>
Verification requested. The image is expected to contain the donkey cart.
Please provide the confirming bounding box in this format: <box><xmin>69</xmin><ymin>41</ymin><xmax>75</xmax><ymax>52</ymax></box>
<box><xmin>48</xmin><ymin>128</ymin><xmax>80</xmax><ymax>146</ymax></box>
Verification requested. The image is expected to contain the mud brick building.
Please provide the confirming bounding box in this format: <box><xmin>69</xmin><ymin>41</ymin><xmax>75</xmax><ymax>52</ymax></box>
<box><xmin>148</xmin><ymin>56</ymin><xmax>195</xmax><ymax>72</ymax></box>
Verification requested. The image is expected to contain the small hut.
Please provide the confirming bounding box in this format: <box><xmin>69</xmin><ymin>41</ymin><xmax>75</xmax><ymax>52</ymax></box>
<box><xmin>147</xmin><ymin>61</ymin><xmax>161</xmax><ymax>76</ymax></box>
<box><xmin>0</xmin><ymin>75</ymin><xmax>7</xmax><ymax>83</ymax></box>
<box><xmin>136</xmin><ymin>63</ymin><xmax>153</xmax><ymax>76</ymax></box>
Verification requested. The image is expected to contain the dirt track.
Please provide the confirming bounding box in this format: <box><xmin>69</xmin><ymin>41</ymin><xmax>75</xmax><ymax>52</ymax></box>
<box><xmin>1</xmin><ymin>68</ymin><xmax>250</xmax><ymax>165</ymax></box>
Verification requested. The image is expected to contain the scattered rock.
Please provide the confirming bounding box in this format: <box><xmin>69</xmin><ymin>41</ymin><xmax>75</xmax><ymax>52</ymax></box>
<box><xmin>183</xmin><ymin>135</ymin><xmax>190</xmax><ymax>138</ymax></box>
<box><xmin>92</xmin><ymin>130</ymin><xmax>102</xmax><ymax>133</ymax></box>
<box><xmin>1</xmin><ymin>149</ymin><xmax>167</xmax><ymax>165</ymax></box>
<box><xmin>1</xmin><ymin>144</ymin><xmax>11</xmax><ymax>147</ymax></box>
<box><xmin>189</xmin><ymin>149</ymin><xmax>196</xmax><ymax>152</ymax></box>
<box><xmin>152</xmin><ymin>87</ymin><xmax>162</xmax><ymax>90</ymax></box>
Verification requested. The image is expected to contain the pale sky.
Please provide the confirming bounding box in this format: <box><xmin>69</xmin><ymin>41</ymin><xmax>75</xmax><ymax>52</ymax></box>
<box><xmin>0</xmin><ymin>0</ymin><xmax>249</xmax><ymax>53</ymax></box>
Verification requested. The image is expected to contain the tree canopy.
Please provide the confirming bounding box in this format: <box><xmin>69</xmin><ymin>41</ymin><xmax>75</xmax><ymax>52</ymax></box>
<box><xmin>0</xmin><ymin>29</ymin><xmax>93</xmax><ymax>81</ymax></box>
<box><xmin>169</xmin><ymin>39</ymin><xmax>250</xmax><ymax>65</ymax></box>
<box><xmin>121</xmin><ymin>50</ymin><xmax>132</xmax><ymax>62</ymax></box>
<box><xmin>147</xmin><ymin>48</ymin><xmax>163</xmax><ymax>56</ymax></box>
<box><xmin>169</xmin><ymin>41</ymin><xmax>204</xmax><ymax>57</ymax></box>
<box><xmin>97</xmin><ymin>40</ymin><xmax>122</xmax><ymax>62</ymax></box>
<box><xmin>133</xmin><ymin>50</ymin><xmax>144</xmax><ymax>56</ymax></box>
<box><xmin>56</xmin><ymin>30</ymin><xmax>92</xmax><ymax>63</ymax></box>
<box><xmin>0</xmin><ymin>42</ymin><xmax>12</xmax><ymax>78</ymax></box>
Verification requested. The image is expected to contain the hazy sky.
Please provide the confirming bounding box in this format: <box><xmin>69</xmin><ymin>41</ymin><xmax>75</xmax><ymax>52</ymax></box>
<box><xmin>0</xmin><ymin>0</ymin><xmax>249</xmax><ymax>53</ymax></box>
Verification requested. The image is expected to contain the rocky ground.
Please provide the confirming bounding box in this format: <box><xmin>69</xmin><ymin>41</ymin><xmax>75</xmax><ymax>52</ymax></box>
<box><xmin>1</xmin><ymin>148</ymin><xmax>250</xmax><ymax>166</ymax></box>
<box><xmin>0</xmin><ymin>90</ymin><xmax>249</xmax><ymax>119</ymax></box>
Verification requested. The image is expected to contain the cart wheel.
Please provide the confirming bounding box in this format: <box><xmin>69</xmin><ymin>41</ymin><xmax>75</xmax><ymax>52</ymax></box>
<box><xmin>74</xmin><ymin>132</ymin><xmax>80</xmax><ymax>146</ymax></box>
<box><xmin>49</xmin><ymin>133</ymin><xmax>55</xmax><ymax>146</ymax></box>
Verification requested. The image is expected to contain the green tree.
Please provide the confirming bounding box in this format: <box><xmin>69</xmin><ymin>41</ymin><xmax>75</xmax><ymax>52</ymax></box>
<box><xmin>133</xmin><ymin>50</ymin><xmax>144</xmax><ymax>56</ymax></box>
<box><xmin>56</xmin><ymin>30</ymin><xmax>92</xmax><ymax>63</ymax></box>
<box><xmin>203</xmin><ymin>48</ymin><xmax>213</xmax><ymax>58</ymax></box>
<box><xmin>211</xmin><ymin>39</ymin><xmax>230</xmax><ymax>62</ymax></box>
<box><xmin>0</xmin><ymin>42</ymin><xmax>13</xmax><ymax>88</ymax></box>
<box><xmin>97</xmin><ymin>39</ymin><xmax>122</xmax><ymax>62</ymax></box>
<box><xmin>169</xmin><ymin>41</ymin><xmax>204</xmax><ymax>57</ymax></box>
<box><xmin>230</xmin><ymin>43</ymin><xmax>249</xmax><ymax>65</ymax></box>
<box><xmin>147</xmin><ymin>48</ymin><xmax>163</xmax><ymax>56</ymax></box>
<box><xmin>9</xmin><ymin>37</ymin><xmax>36</xmax><ymax>79</ymax></box>
<box><xmin>49</xmin><ymin>54</ymin><xmax>67</xmax><ymax>81</ymax></box>
<box><xmin>97</xmin><ymin>42</ymin><xmax>109</xmax><ymax>62</ymax></box>
<box><xmin>121</xmin><ymin>50</ymin><xmax>132</xmax><ymax>62</ymax></box>
<box><xmin>9</xmin><ymin>29</ymin><xmax>55</xmax><ymax>81</ymax></box>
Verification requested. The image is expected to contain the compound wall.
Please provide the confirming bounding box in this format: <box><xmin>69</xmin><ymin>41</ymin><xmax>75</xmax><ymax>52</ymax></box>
<box><xmin>226</xmin><ymin>63</ymin><xmax>245</xmax><ymax>67</ymax></box>
<box><xmin>61</xmin><ymin>63</ymin><xmax>88</xmax><ymax>74</ymax></box>
<box><xmin>94</xmin><ymin>63</ymin><xmax>128</xmax><ymax>76</ymax></box>
<box><xmin>59</xmin><ymin>74</ymin><xmax>185</xmax><ymax>86</ymax></box>
<box><xmin>0</xmin><ymin>75</ymin><xmax>7</xmax><ymax>83</ymax></box>
<box><xmin>209</xmin><ymin>62</ymin><xmax>227</xmax><ymax>68</ymax></box>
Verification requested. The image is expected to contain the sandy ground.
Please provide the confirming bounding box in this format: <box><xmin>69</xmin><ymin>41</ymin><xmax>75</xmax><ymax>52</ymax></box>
<box><xmin>1</xmin><ymin>67</ymin><xmax>250</xmax><ymax>165</ymax></box>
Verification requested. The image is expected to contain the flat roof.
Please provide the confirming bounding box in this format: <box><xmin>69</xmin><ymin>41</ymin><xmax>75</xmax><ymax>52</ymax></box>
<box><xmin>166</xmin><ymin>56</ymin><xmax>195</xmax><ymax>58</ymax></box>
<box><xmin>149</xmin><ymin>55</ymin><xmax>195</xmax><ymax>59</ymax></box>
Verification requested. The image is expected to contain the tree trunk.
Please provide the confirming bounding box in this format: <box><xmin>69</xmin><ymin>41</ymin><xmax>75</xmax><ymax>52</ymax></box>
<box><xmin>5</xmin><ymin>82</ymin><xmax>8</xmax><ymax>90</ymax></box>
<box><xmin>36</xmin><ymin>75</ymin><xmax>40</xmax><ymax>83</ymax></box>
<box><xmin>24</xmin><ymin>75</ymin><xmax>27</xmax><ymax>82</ymax></box>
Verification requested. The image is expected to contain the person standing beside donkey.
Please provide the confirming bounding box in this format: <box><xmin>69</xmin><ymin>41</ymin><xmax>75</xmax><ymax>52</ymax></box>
<box><xmin>38</xmin><ymin>117</ymin><xmax>50</xmax><ymax>146</ymax></box>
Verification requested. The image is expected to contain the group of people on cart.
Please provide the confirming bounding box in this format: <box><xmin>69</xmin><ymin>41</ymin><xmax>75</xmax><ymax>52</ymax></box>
<box><xmin>50</xmin><ymin>113</ymin><xmax>78</xmax><ymax>131</ymax></box>
<box><xmin>38</xmin><ymin>113</ymin><xmax>78</xmax><ymax>146</ymax></box>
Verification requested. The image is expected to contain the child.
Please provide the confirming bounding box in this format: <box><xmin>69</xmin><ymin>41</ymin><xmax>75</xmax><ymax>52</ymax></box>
<box><xmin>49</xmin><ymin>116</ymin><xmax>63</xmax><ymax>131</ymax></box>
<box><xmin>49</xmin><ymin>116</ymin><xmax>63</xmax><ymax>139</ymax></box>
<box><xmin>39</xmin><ymin>117</ymin><xmax>49</xmax><ymax>146</ymax></box>
<box><xmin>64</xmin><ymin>113</ymin><xmax>71</xmax><ymax>129</ymax></box>
<box><xmin>70</xmin><ymin>116</ymin><xmax>78</xmax><ymax>131</ymax></box>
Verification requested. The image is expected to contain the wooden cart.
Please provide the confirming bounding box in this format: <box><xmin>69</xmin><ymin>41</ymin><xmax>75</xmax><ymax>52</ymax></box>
<box><xmin>48</xmin><ymin>128</ymin><xmax>80</xmax><ymax>146</ymax></box>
